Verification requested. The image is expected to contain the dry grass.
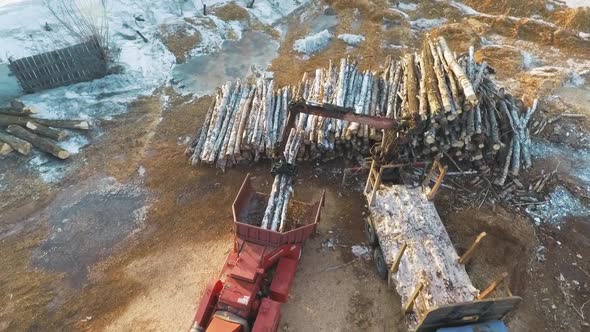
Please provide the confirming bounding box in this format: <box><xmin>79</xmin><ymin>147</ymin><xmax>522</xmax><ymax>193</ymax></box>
<box><xmin>551</xmin><ymin>7</ymin><xmax>590</xmax><ymax>34</ymax></box>
<box><xmin>160</xmin><ymin>23</ymin><xmax>202</xmax><ymax>63</ymax></box>
<box><xmin>474</xmin><ymin>45</ymin><xmax>523</xmax><ymax>78</ymax></box>
<box><xmin>271</xmin><ymin>0</ymin><xmax>417</xmax><ymax>88</ymax></box>
<box><xmin>464</xmin><ymin>0</ymin><xmax>549</xmax><ymax>17</ymax></box>
<box><xmin>211</xmin><ymin>2</ymin><xmax>250</xmax><ymax>22</ymax></box>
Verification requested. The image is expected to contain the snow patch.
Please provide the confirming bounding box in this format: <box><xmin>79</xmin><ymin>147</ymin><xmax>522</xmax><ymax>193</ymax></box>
<box><xmin>398</xmin><ymin>3</ymin><xmax>418</xmax><ymax>11</ymax></box>
<box><xmin>293</xmin><ymin>29</ymin><xmax>333</xmax><ymax>55</ymax></box>
<box><xmin>351</xmin><ymin>245</ymin><xmax>371</xmax><ymax>259</ymax></box>
<box><xmin>565</xmin><ymin>71</ymin><xmax>586</xmax><ymax>87</ymax></box>
<box><xmin>338</xmin><ymin>33</ymin><xmax>365</xmax><ymax>46</ymax></box>
<box><xmin>564</xmin><ymin>0</ymin><xmax>589</xmax><ymax>8</ymax></box>
<box><xmin>410</xmin><ymin>18</ymin><xmax>447</xmax><ymax>30</ymax></box>
<box><xmin>522</xmin><ymin>51</ymin><xmax>541</xmax><ymax>69</ymax></box>
<box><xmin>61</xmin><ymin>135</ymin><xmax>90</xmax><ymax>154</ymax></box>
<box><xmin>245</xmin><ymin>0</ymin><xmax>312</xmax><ymax>25</ymax></box>
<box><xmin>527</xmin><ymin>186</ymin><xmax>590</xmax><ymax>224</ymax></box>
<box><xmin>138</xmin><ymin>165</ymin><xmax>146</xmax><ymax>177</ymax></box>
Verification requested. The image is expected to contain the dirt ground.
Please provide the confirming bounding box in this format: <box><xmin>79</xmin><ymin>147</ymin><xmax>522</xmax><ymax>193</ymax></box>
<box><xmin>1</xmin><ymin>0</ymin><xmax>590</xmax><ymax>331</ymax></box>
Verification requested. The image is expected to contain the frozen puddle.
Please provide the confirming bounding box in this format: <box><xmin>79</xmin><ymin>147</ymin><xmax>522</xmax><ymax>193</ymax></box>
<box><xmin>0</xmin><ymin>64</ymin><xmax>21</xmax><ymax>105</ymax></box>
<box><xmin>32</xmin><ymin>177</ymin><xmax>150</xmax><ymax>287</ymax></box>
<box><xmin>172</xmin><ymin>31</ymin><xmax>279</xmax><ymax>96</ymax></box>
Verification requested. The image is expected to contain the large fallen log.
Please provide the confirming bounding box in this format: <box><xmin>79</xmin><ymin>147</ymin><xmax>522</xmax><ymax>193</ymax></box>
<box><xmin>0</xmin><ymin>100</ymin><xmax>37</xmax><ymax>116</ymax></box>
<box><xmin>369</xmin><ymin>185</ymin><xmax>477</xmax><ymax>329</ymax></box>
<box><xmin>0</xmin><ymin>114</ymin><xmax>89</xmax><ymax>130</ymax></box>
<box><xmin>0</xmin><ymin>131</ymin><xmax>32</xmax><ymax>155</ymax></box>
<box><xmin>7</xmin><ymin>125</ymin><xmax>70</xmax><ymax>159</ymax></box>
<box><xmin>26</xmin><ymin>121</ymin><xmax>68</xmax><ymax>141</ymax></box>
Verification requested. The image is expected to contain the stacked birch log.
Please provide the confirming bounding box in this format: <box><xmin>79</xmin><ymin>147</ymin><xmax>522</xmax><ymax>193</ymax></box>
<box><xmin>260</xmin><ymin>128</ymin><xmax>302</xmax><ymax>232</ymax></box>
<box><xmin>186</xmin><ymin>36</ymin><xmax>538</xmax><ymax>182</ymax></box>
<box><xmin>0</xmin><ymin>99</ymin><xmax>89</xmax><ymax>159</ymax></box>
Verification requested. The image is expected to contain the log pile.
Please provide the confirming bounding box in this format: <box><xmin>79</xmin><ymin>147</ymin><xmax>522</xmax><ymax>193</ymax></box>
<box><xmin>0</xmin><ymin>100</ymin><xmax>90</xmax><ymax>159</ymax></box>
<box><xmin>260</xmin><ymin>129</ymin><xmax>303</xmax><ymax>232</ymax></box>
<box><xmin>186</xmin><ymin>37</ymin><xmax>539</xmax><ymax>181</ymax></box>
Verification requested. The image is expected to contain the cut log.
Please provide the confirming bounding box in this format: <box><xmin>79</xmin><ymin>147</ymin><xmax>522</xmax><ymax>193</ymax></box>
<box><xmin>404</xmin><ymin>53</ymin><xmax>419</xmax><ymax>119</ymax></box>
<box><xmin>0</xmin><ymin>142</ymin><xmax>14</xmax><ymax>155</ymax></box>
<box><xmin>437</xmin><ymin>37</ymin><xmax>477</xmax><ymax>104</ymax></box>
<box><xmin>0</xmin><ymin>114</ymin><xmax>89</xmax><ymax>130</ymax></box>
<box><xmin>0</xmin><ymin>131</ymin><xmax>32</xmax><ymax>155</ymax></box>
<box><xmin>6</xmin><ymin>125</ymin><xmax>70</xmax><ymax>159</ymax></box>
<box><xmin>0</xmin><ymin>106</ymin><xmax>36</xmax><ymax>116</ymax></box>
<box><xmin>26</xmin><ymin>121</ymin><xmax>68</xmax><ymax>141</ymax></box>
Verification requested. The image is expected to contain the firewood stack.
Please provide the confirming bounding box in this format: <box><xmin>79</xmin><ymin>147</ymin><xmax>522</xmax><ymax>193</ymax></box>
<box><xmin>0</xmin><ymin>99</ymin><xmax>90</xmax><ymax>159</ymax></box>
<box><xmin>186</xmin><ymin>37</ymin><xmax>539</xmax><ymax>181</ymax></box>
<box><xmin>260</xmin><ymin>128</ymin><xmax>302</xmax><ymax>233</ymax></box>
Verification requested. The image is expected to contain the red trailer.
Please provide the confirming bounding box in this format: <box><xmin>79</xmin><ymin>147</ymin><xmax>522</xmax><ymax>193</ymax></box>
<box><xmin>190</xmin><ymin>174</ymin><xmax>325</xmax><ymax>332</ymax></box>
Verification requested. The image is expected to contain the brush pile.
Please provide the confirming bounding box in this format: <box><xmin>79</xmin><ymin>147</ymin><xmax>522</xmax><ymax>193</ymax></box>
<box><xmin>186</xmin><ymin>37</ymin><xmax>539</xmax><ymax>183</ymax></box>
<box><xmin>0</xmin><ymin>99</ymin><xmax>89</xmax><ymax>159</ymax></box>
<box><xmin>260</xmin><ymin>128</ymin><xmax>302</xmax><ymax>232</ymax></box>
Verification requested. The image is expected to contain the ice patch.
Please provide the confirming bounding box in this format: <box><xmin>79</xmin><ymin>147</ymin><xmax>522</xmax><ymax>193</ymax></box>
<box><xmin>172</xmin><ymin>30</ymin><xmax>278</xmax><ymax>96</ymax></box>
<box><xmin>245</xmin><ymin>0</ymin><xmax>312</xmax><ymax>25</ymax></box>
<box><xmin>293</xmin><ymin>29</ymin><xmax>333</xmax><ymax>55</ymax></box>
<box><xmin>338</xmin><ymin>33</ymin><xmax>365</xmax><ymax>46</ymax></box>
<box><xmin>410</xmin><ymin>18</ymin><xmax>447</xmax><ymax>30</ymax></box>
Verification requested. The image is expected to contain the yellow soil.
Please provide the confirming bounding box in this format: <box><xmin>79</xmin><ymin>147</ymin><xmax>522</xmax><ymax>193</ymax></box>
<box><xmin>211</xmin><ymin>2</ymin><xmax>250</xmax><ymax>22</ymax></box>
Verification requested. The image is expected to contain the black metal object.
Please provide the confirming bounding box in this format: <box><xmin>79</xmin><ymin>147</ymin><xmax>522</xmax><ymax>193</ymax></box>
<box><xmin>277</xmin><ymin>98</ymin><xmax>400</xmax><ymax>156</ymax></box>
<box><xmin>270</xmin><ymin>158</ymin><xmax>297</xmax><ymax>177</ymax></box>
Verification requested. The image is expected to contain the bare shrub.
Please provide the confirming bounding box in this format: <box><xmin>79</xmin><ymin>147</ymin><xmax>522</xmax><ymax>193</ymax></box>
<box><xmin>43</xmin><ymin>0</ymin><xmax>110</xmax><ymax>58</ymax></box>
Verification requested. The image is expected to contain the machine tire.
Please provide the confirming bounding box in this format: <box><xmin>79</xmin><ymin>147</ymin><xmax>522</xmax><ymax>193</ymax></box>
<box><xmin>365</xmin><ymin>218</ymin><xmax>378</xmax><ymax>247</ymax></box>
<box><xmin>373</xmin><ymin>247</ymin><xmax>388</xmax><ymax>280</ymax></box>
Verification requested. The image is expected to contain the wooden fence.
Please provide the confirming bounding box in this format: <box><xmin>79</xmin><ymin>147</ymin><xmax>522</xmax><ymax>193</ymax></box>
<box><xmin>8</xmin><ymin>39</ymin><xmax>108</xmax><ymax>93</ymax></box>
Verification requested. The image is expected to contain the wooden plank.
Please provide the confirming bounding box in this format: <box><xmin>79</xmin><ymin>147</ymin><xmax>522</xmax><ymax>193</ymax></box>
<box><xmin>458</xmin><ymin>232</ymin><xmax>487</xmax><ymax>264</ymax></box>
<box><xmin>478</xmin><ymin>272</ymin><xmax>509</xmax><ymax>300</ymax></box>
<box><xmin>390</xmin><ymin>242</ymin><xmax>407</xmax><ymax>274</ymax></box>
<box><xmin>404</xmin><ymin>282</ymin><xmax>424</xmax><ymax>313</ymax></box>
